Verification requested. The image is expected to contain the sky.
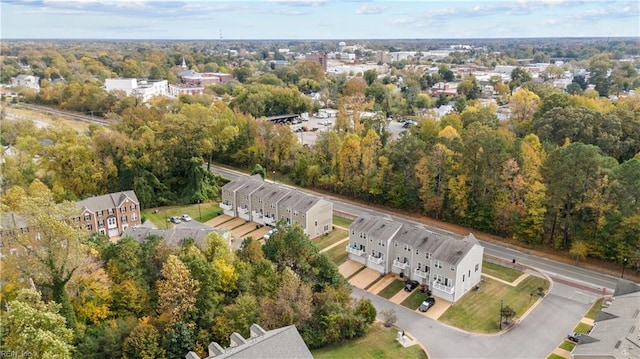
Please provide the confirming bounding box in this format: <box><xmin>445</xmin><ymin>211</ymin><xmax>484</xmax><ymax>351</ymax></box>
<box><xmin>1</xmin><ymin>0</ymin><xmax>639</xmax><ymax>40</ymax></box>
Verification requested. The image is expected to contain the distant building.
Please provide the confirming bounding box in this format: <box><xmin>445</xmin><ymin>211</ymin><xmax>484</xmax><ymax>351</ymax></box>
<box><xmin>11</xmin><ymin>74</ymin><xmax>40</xmax><ymax>91</ymax></box>
<box><xmin>305</xmin><ymin>52</ymin><xmax>328</xmax><ymax>72</ymax></box>
<box><xmin>105</xmin><ymin>78</ymin><xmax>168</xmax><ymax>103</ymax></box>
<box><xmin>74</xmin><ymin>191</ymin><xmax>141</xmax><ymax>238</ymax></box>
<box><xmin>186</xmin><ymin>324</ymin><xmax>312</xmax><ymax>359</ymax></box>
<box><xmin>168</xmin><ymin>83</ymin><xmax>205</xmax><ymax>97</ymax></box>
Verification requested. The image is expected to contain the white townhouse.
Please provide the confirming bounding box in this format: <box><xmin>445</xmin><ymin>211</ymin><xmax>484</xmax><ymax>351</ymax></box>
<box><xmin>220</xmin><ymin>175</ymin><xmax>333</xmax><ymax>239</ymax></box>
<box><xmin>347</xmin><ymin>215</ymin><xmax>484</xmax><ymax>303</ymax></box>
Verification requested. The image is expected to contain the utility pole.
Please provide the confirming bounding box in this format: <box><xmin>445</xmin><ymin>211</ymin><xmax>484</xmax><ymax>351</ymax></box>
<box><xmin>621</xmin><ymin>258</ymin><xmax>627</xmax><ymax>278</ymax></box>
<box><xmin>500</xmin><ymin>299</ymin><xmax>503</xmax><ymax>330</ymax></box>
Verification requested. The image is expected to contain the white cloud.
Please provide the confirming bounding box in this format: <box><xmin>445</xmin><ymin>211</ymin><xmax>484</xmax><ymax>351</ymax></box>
<box><xmin>356</xmin><ymin>5</ymin><xmax>386</xmax><ymax>15</ymax></box>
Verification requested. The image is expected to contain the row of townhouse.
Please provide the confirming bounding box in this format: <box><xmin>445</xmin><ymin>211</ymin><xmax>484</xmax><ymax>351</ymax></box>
<box><xmin>220</xmin><ymin>175</ymin><xmax>332</xmax><ymax>239</ymax></box>
<box><xmin>1</xmin><ymin>191</ymin><xmax>141</xmax><ymax>250</ymax></box>
<box><xmin>347</xmin><ymin>215</ymin><xmax>484</xmax><ymax>303</ymax></box>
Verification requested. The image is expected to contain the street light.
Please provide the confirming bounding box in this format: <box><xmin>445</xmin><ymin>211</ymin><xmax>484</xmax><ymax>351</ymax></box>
<box><xmin>197</xmin><ymin>200</ymin><xmax>202</xmax><ymax>220</ymax></box>
<box><xmin>621</xmin><ymin>258</ymin><xmax>627</xmax><ymax>278</ymax></box>
<box><xmin>272</xmin><ymin>170</ymin><xmax>276</xmax><ymax>183</ymax></box>
<box><xmin>499</xmin><ymin>299</ymin><xmax>503</xmax><ymax>330</ymax></box>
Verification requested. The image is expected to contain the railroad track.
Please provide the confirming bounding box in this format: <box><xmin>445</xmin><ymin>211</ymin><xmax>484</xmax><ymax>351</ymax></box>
<box><xmin>15</xmin><ymin>103</ymin><xmax>111</xmax><ymax>125</ymax></box>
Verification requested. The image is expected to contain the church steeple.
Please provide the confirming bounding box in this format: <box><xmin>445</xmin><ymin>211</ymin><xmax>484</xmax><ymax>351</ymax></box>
<box><xmin>181</xmin><ymin>57</ymin><xmax>187</xmax><ymax>69</ymax></box>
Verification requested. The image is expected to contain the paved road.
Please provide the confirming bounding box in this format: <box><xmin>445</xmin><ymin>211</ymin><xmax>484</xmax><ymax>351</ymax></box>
<box><xmin>353</xmin><ymin>280</ymin><xmax>595</xmax><ymax>359</ymax></box>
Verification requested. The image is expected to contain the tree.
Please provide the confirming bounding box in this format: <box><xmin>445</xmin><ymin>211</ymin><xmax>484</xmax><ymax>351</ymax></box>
<box><xmin>1</xmin><ymin>288</ymin><xmax>75</xmax><ymax>358</ymax></box>
<box><xmin>7</xmin><ymin>183</ymin><xmax>92</xmax><ymax>332</ymax></box>
<box><xmin>157</xmin><ymin>255</ymin><xmax>200</xmax><ymax>325</ymax></box>
<box><xmin>363</xmin><ymin>69</ymin><xmax>378</xmax><ymax>86</ymax></box>
<box><xmin>570</xmin><ymin>240</ymin><xmax>589</xmax><ymax>264</ymax></box>
<box><xmin>250</xmin><ymin>163</ymin><xmax>266</xmax><ymax>179</ymax></box>
<box><xmin>509</xmin><ymin>67</ymin><xmax>532</xmax><ymax>92</ymax></box>
<box><xmin>259</xmin><ymin>267</ymin><xmax>313</xmax><ymax>330</ymax></box>
<box><xmin>380</xmin><ymin>309</ymin><xmax>397</xmax><ymax>327</ymax></box>
<box><xmin>509</xmin><ymin>89</ymin><xmax>540</xmax><ymax>136</ymax></box>
<box><xmin>122</xmin><ymin>318</ymin><xmax>166</xmax><ymax>359</ymax></box>
<box><xmin>501</xmin><ymin>305</ymin><xmax>516</xmax><ymax>325</ymax></box>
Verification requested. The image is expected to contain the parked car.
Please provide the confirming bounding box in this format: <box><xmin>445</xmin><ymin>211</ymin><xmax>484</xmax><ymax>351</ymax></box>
<box><xmin>169</xmin><ymin>216</ymin><xmax>181</xmax><ymax>224</ymax></box>
<box><xmin>567</xmin><ymin>332</ymin><xmax>582</xmax><ymax>343</ymax></box>
<box><xmin>181</xmin><ymin>214</ymin><xmax>192</xmax><ymax>222</ymax></box>
<box><xmin>404</xmin><ymin>280</ymin><xmax>419</xmax><ymax>292</ymax></box>
<box><xmin>263</xmin><ymin>228</ymin><xmax>278</xmax><ymax>240</ymax></box>
<box><xmin>419</xmin><ymin>297</ymin><xmax>436</xmax><ymax>312</ymax></box>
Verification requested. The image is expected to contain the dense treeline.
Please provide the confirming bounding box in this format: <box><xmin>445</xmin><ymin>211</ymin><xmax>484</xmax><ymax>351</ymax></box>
<box><xmin>0</xmin><ymin>186</ymin><xmax>375</xmax><ymax>357</ymax></box>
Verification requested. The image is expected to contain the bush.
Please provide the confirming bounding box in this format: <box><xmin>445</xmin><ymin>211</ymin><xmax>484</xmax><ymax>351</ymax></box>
<box><xmin>381</xmin><ymin>309</ymin><xmax>397</xmax><ymax>328</ymax></box>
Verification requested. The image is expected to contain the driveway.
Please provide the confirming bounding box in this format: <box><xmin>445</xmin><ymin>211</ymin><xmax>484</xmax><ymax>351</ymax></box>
<box><xmin>352</xmin><ymin>280</ymin><xmax>596</xmax><ymax>359</ymax></box>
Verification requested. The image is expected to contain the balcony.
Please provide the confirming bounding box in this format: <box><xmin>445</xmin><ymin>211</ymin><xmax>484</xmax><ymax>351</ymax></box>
<box><xmin>252</xmin><ymin>211</ymin><xmax>263</xmax><ymax>218</ymax></box>
<box><xmin>393</xmin><ymin>260</ymin><xmax>410</xmax><ymax>270</ymax></box>
<box><xmin>264</xmin><ymin>217</ymin><xmax>275</xmax><ymax>225</ymax></box>
<box><xmin>238</xmin><ymin>207</ymin><xmax>249</xmax><ymax>214</ymax></box>
<box><xmin>368</xmin><ymin>255</ymin><xmax>384</xmax><ymax>265</ymax></box>
<box><xmin>346</xmin><ymin>245</ymin><xmax>365</xmax><ymax>256</ymax></box>
<box><xmin>432</xmin><ymin>281</ymin><xmax>455</xmax><ymax>294</ymax></box>
<box><xmin>220</xmin><ymin>202</ymin><xmax>232</xmax><ymax>211</ymax></box>
<box><xmin>413</xmin><ymin>269</ymin><xmax>429</xmax><ymax>279</ymax></box>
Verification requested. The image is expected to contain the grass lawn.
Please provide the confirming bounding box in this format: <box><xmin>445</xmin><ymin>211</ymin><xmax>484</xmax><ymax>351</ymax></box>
<box><xmin>401</xmin><ymin>290</ymin><xmax>428</xmax><ymax>310</ymax></box>
<box><xmin>142</xmin><ymin>202</ymin><xmax>223</xmax><ymax>228</ymax></box>
<box><xmin>573</xmin><ymin>322</ymin><xmax>593</xmax><ymax>333</ymax></box>
<box><xmin>559</xmin><ymin>340</ymin><xmax>576</xmax><ymax>351</ymax></box>
<box><xmin>378</xmin><ymin>279</ymin><xmax>405</xmax><ymax>299</ymax></box>
<box><xmin>333</xmin><ymin>215</ymin><xmax>353</xmax><ymax>228</ymax></box>
<box><xmin>584</xmin><ymin>297</ymin><xmax>604</xmax><ymax>319</ymax></box>
<box><xmin>314</xmin><ymin>228</ymin><xmax>348</xmax><ymax>250</ymax></box>
<box><xmin>324</xmin><ymin>243</ymin><xmax>349</xmax><ymax>266</ymax></box>
<box><xmin>547</xmin><ymin>354</ymin><xmax>565</xmax><ymax>359</ymax></box>
<box><xmin>311</xmin><ymin>322</ymin><xmax>427</xmax><ymax>359</ymax></box>
<box><xmin>482</xmin><ymin>261</ymin><xmax>522</xmax><ymax>282</ymax></box>
<box><xmin>439</xmin><ymin>276</ymin><xmax>550</xmax><ymax>333</ymax></box>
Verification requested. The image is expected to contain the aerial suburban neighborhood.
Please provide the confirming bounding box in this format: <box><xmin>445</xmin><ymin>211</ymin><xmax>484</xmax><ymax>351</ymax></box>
<box><xmin>1</xmin><ymin>0</ymin><xmax>639</xmax><ymax>358</ymax></box>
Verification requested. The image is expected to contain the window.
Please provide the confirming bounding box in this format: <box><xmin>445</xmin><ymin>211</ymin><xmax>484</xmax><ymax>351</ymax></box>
<box><xmin>415</xmin><ymin>249</ymin><xmax>419</xmax><ymax>255</ymax></box>
<box><xmin>121</xmin><ymin>216</ymin><xmax>127</xmax><ymax>223</ymax></box>
<box><xmin>403</xmin><ymin>244</ymin><xmax>410</xmax><ymax>252</ymax></box>
<box><xmin>425</xmin><ymin>252</ymin><xmax>431</xmax><ymax>259</ymax></box>
<box><xmin>468</xmin><ymin>270</ymin><xmax>471</xmax><ymax>277</ymax></box>
<box><xmin>293</xmin><ymin>210</ymin><xmax>298</xmax><ymax>216</ymax></box>
<box><xmin>86</xmin><ymin>224</ymin><xmax>92</xmax><ymax>230</ymax></box>
<box><xmin>84</xmin><ymin>214</ymin><xmax>91</xmax><ymax>221</ymax></box>
<box><xmin>108</xmin><ymin>208</ymin><xmax>114</xmax><ymax>214</ymax></box>
<box><xmin>435</xmin><ymin>261</ymin><xmax>442</xmax><ymax>269</ymax></box>
<box><xmin>417</xmin><ymin>263</ymin><xmax>421</xmax><ymax>270</ymax></box>
<box><xmin>463</xmin><ymin>274</ymin><xmax>465</xmax><ymax>282</ymax></box>
<box><xmin>475</xmin><ymin>264</ymin><xmax>479</xmax><ymax>272</ymax></box>
<box><xmin>451</xmin><ymin>266</ymin><xmax>455</xmax><ymax>271</ymax></box>
<box><xmin>378</xmin><ymin>240</ymin><xmax>385</xmax><ymax>247</ymax></box>
<box><xmin>394</xmin><ymin>241</ymin><xmax>398</xmax><ymax>247</ymax></box>
<box><xmin>121</xmin><ymin>207</ymin><xmax>127</xmax><ymax>213</ymax></box>
<box><xmin>315</xmin><ymin>221</ymin><xmax>318</xmax><ymax>226</ymax></box>
<box><xmin>98</xmin><ymin>210</ymin><xmax>103</xmax><ymax>216</ymax></box>
<box><xmin>108</xmin><ymin>217</ymin><xmax>117</xmax><ymax>226</ymax></box>
<box><xmin>130</xmin><ymin>205</ymin><xmax>136</xmax><ymax>211</ymax></box>
<box><xmin>98</xmin><ymin>220</ymin><xmax>104</xmax><ymax>227</ymax></box>
<box><xmin>132</xmin><ymin>213</ymin><xmax>137</xmax><ymax>221</ymax></box>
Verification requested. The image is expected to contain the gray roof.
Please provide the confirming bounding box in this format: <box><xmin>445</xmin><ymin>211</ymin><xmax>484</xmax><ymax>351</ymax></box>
<box><xmin>431</xmin><ymin>233</ymin><xmax>479</xmax><ymax>266</ymax></box>
<box><xmin>278</xmin><ymin>190</ymin><xmax>322</xmax><ymax>213</ymax></box>
<box><xmin>223</xmin><ymin>177</ymin><xmax>251</xmax><ymax>193</ymax></box>
<box><xmin>189</xmin><ymin>324</ymin><xmax>312</xmax><ymax>359</ymax></box>
<box><xmin>351</xmin><ymin>216</ymin><xmax>480</xmax><ymax>265</ymax></box>
<box><xmin>262</xmin><ymin>186</ymin><xmax>291</xmax><ymax>204</ymax></box>
<box><xmin>572</xmin><ymin>280</ymin><xmax>640</xmax><ymax>359</ymax></box>
<box><xmin>121</xmin><ymin>226</ymin><xmax>222</xmax><ymax>248</ymax></box>
<box><xmin>236</xmin><ymin>178</ymin><xmax>265</xmax><ymax>197</ymax></box>
<box><xmin>0</xmin><ymin>213</ymin><xmax>28</xmax><ymax>232</ymax></box>
<box><xmin>350</xmin><ymin>216</ymin><xmax>403</xmax><ymax>241</ymax></box>
<box><xmin>76</xmin><ymin>191</ymin><xmax>139</xmax><ymax>213</ymax></box>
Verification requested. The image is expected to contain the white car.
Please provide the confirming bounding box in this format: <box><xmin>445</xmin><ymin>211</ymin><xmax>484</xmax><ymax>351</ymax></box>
<box><xmin>263</xmin><ymin>228</ymin><xmax>278</xmax><ymax>240</ymax></box>
<box><xmin>181</xmin><ymin>214</ymin><xmax>192</xmax><ymax>222</ymax></box>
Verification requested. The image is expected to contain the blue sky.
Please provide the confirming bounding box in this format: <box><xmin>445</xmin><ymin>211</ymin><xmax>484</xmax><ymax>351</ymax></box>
<box><xmin>1</xmin><ymin>0</ymin><xmax>639</xmax><ymax>39</ymax></box>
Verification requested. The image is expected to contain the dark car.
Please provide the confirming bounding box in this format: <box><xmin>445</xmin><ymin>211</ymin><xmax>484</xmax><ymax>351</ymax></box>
<box><xmin>567</xmin><ymin>332</ymin><xmax>582</xmax><ymax>343</ymax></box>
<box><xmin>419</xmin><ymin>297</ymin><xmax>436</xmax><ymax>312</ymax></box>
<box><xmin>404</xmin><ymin>280</ymin><xmax>419</xmax><ymax>292</ymax></box>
